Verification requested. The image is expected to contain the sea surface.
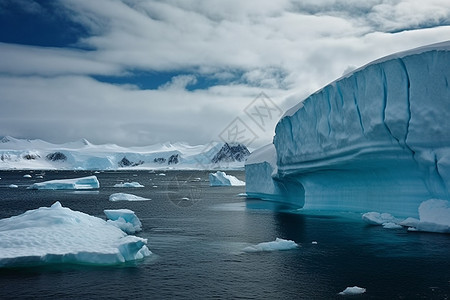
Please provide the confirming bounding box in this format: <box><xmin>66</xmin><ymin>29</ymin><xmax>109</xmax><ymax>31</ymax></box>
<box><xmin>0</xmin><ymin>170</ymin><xmax>449</xmax><ymax>299</ymax></box>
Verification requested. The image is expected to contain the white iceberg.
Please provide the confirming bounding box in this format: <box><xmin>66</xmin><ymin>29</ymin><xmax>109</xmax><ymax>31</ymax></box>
<box><xmin>209</xmin><ymin>171</ymin><xmax>245</xmax><ymax>187</ymax></box>
<box><xmin>362</xmin><ymin>212</ymin><xmax>402</xmax><ymax>229</ymax></box>
<box><xmin>23</xmin><ymin>174</ymin><xmax>32</xmax><ymax>178</ymax></box>
<box><xmin>27</xmin><ymin>175</ymin><xmax>99</xmax><ymax>190</ymax></box>
<box><xmin>109</xmin><ymin>193</ymin><xmax>150</xmax><ymax>202</ymax></box>
<box><xmin>0</xmin><ymin>202</ymin><xmax>151</xmax><ymax>267</ymax></box>
<box><xmin>407</xmin><ymin>199</ymin><xmax>450</xmax><ymax>233</ymax></box>
<box><xmin>104</xmin><ymin>209</ymin><xmax>143</xmax><ymax>234</ymax></box>
<box><xmin>243</xmin><ymin>238</ymin><xmax>299</xmax><ymax>252</ymax></box>
<box><xmin>338</xmin><ymin>286</ymin><xmax>366</xmax><ymax>295</ymax></box>
<box><xmin>246</xmin><ymin>42</ymin><xmax>450</xmax><ymax>217</ymax></box>
<box><xmin>8</xmin><ymin>184</ymin><xmax>18</xmax><ymax>188</ymax></box>
<box><xmin>363</xmin><ymin>199</ymin><xmax>450</xmax><ymax>233</ymax></box>
<box><xmin>113</xmin><ymin>182</ymin><xmax>144</xmax><ymax>188</ymax></box>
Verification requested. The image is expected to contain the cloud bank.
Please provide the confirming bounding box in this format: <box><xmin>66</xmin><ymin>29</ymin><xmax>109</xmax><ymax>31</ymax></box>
<box><xmin>0</xmin><ymin>0</ymin><xmax>449</xmax><ymax>146</ymax></box>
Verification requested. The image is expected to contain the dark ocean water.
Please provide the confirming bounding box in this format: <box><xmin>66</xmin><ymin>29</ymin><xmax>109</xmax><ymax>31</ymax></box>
<box><xmin>0</xmin><ymin>170</ymin><xmax>449</xmax><ymax>299</ymax></box>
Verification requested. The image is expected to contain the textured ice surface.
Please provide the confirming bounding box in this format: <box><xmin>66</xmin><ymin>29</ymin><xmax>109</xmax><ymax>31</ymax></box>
<box><xmin>0</xmin><ymin>202</ymin><xmax>151</xmax><ymax>267</ymax></box>
<box><xmin>113</xmin><ymin>182</ymin><xmax>144</xmax><ymax>188</ymax></box>
<box><xmin>209</xmin><ymin>171</ymin><xmax>245</xmax><ymax>187</ymax></box>
<box><xmin>364</xmin><ymin>199</ymin><xmax>450</xmax><ymax>233</ymax></box>
<box><xmin>27</xmin><ymin>175</ymin><xmax>99</xmax><ymax>190</ymax></box>
<box><xmin>243</xmin><ymin>238</ymin><xmax>298</xmax><ymax>252</ymax></box>
<box><xmin>109</xmin><ymin>193</ymin><xmax>150</xmax><ymax>202</ymax></box>
<box><xmin>246</xmin><ymin>41</ymin><xmax>450</xmax><ymax>217</ymax></box>
<box><xmin>338</xmin><ymin>286</ymin><xmax>366</xmax><ymax>295</ymax></box>
<box><xmin>104</xmin><ymin>209</ymin><xmax>143</xmax><ymax>234</ymax></box>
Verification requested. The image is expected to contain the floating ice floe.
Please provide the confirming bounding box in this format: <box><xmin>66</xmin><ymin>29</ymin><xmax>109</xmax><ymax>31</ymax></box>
<box><xmin>243</xmin><ymin>238</ymin><xmax>299</xmax><ymax>252</ymax></box>
<box><xmin>8</xmin><ymin>184</ymin><xmax>18</xmax><ymax>188</ymax></box>
<box><xmin>0</xmin><ymin>202</ymin><xmax>151</xmax><ymax>267</ymax></box>
<box><xmin>23</xmin><ymin>174</ymin><xmax>32</xmax><ymax>178</ymax></box>
<box><xmin>27</xmin><ymin>175</ymin><xmax>99</xmax><ymax>190</ymax></box>
<box><xmin>338</xmin><ymin>286</ymin><xmax>366</xmax><ymax>296</ymax></box>
<box><xmin>209</xmin><ymin>171</ymin><xmax>245</xmax><ymax>187</ymax></box>
<box><xmin>363</xmin><ymin>199</ymin><xmax>450</xmax><ymax>233</ymax></box>
<box><xmin>113</xmin><ymin>182</ymin><xmax>144</xmax><ymax>188</ymax></box>
<box><xmin>104</xmin><ymin>209</ymin><xmax>142</xmax><ymax>234</ymax></box>
<box><xmin>109</xmin><ymin>193</ymin><xmax>150</xmax><ymax>202</ymax></box>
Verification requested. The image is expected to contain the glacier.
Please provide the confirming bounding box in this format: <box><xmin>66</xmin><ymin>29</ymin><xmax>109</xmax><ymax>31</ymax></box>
<box><xmin>0</xmin><ymin>202</ymin><xmax>151</xmax><ymax>267</ymax></box>
<box><xmin>246</xmin><ymin>41</ymin><xmax>450</xmax><ymax>217</ymax></box>
<box><xmin>0</xmin><ymin>137</ymin><xmax>250</xmax><ymax>170</ymax></box>
<box><xmin>27</xmin><ymin>175</ymin><xmax>100</xmax><ymax>190</ymax></box>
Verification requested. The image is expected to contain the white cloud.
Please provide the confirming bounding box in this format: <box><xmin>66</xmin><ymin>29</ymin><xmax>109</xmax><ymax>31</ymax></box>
<box><xmin>0</xmin><ymin>0</ymin><xmax>449</xmax><ymax>146</ymax></box>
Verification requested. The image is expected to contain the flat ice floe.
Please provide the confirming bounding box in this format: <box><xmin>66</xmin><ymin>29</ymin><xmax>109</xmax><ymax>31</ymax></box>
<box><xmin>338</xmin><ymin>286</ymin><xmax>366</xmax><ymax>295</ymax></box>
<box><xmin>243</xmin><ymin>238</ymin><xmax>299</xmax><ymax>252</ymax></box>
<box><xmin>109</xmin><ymin>193</ymin><xmax>150</xmax><ymax>202</ymax></box>
<box><xmin>113</xmin><ymin>182</ymin><xmax>144</xmax><ymax>188</ymax></box>
<box><xmin>0</xmin><ymin>202</ymin><xmax>151</xmax><ymax>267</ymax></box>
<box><xmin>27</xmin><ymin>175</ymin><xmax>99</xmax><ymax>190</ymax></box>
<box><xmin>209</xmin><ymin>171</ymin><xmax>245</xmax><ymax>187</ymax></box>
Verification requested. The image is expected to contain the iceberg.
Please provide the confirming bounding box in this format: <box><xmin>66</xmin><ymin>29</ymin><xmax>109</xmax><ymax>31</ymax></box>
<box><xmin>246</xmin><ymin>41</ymin><xmax>450</xmax><ymax>217</ymax></box>
<box><xmin>209</xmin><ymin>171</ymin><xmax>245</xmax><ymax>187</ymax></box>
<box><xmin>27</xmin><ymin>175</ymin><xmax>99</xmax><ymax>190</ymax></box>
<box><xmin>104</xmin><ymin>209</ymin><xmax>143</xmax><ymax>234</ymax></box>
<box><xmin>113</xmin><ymin>182</ymin><xmax>144</xmax><ymax>188</ymax></box>
<box><xmin>0</xmin><ymin>202</ymin><xmax>151</xmax><ymax>267</ymax></box>
<box><xmin>338</xmin><ymin>286</ymin><xmax>366</xmax><ymax>296</ymax></box>
<box><xmin>109</xmin><ymin>193</ymin><xmax>150</xmax><ymax>202</ymax></box>
<box><xmin>243</xmin><ymin>238</ymin><xmax>299</xmax><ymax>252</ymax></box>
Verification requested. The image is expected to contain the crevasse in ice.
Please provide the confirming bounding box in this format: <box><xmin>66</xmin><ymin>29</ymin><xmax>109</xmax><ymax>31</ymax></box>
<box><xmin>246</xmin><ymin>41</ymin><xmax>450</xmax><ymax>217</ymax></box>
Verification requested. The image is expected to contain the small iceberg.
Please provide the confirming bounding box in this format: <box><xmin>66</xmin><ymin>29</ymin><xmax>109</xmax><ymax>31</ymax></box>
<box><xmin>109</xmin><ymin>193</ymin><xmax>150</xmax><ymax>202</ymax></box>
<box><xmin>209</xmin><ymin>171</ymin><xmax>245</xmax><ymax>187</ymax></box>
<box><xmin>104</xmin><ymin>209</ymin><xmax>142</xmax><ymax>234</ymax></box>
<box><xmin>27</xmin><ymin>175</ymin><xmax>99</xmax><ymax>190</ymax></box>
<box><xmin>8</xmin><ymin>184</ymin><xmax>18</xmax><ymax>189</ymax></box>
<box><xmin>338</xmin><ymin>286</ymin><xmax>366</xmax><ymax>296</ymax></box>
<box><xmin>243</xmin><ymin>238</ymin><xmax>299</xmax><ymax>252</ymax></box>
<box><xmin>0</xmin><ymin>202</ymin><xmax>151</xmax><ymax>267</ymax></box>
<box><xmin>23</xmin><ymin>174</ymin><xmax>32</xmax><ymax>178</ymax></box>
<box><xmin>113</xmin><ymin>182</ymin><xmax>144</xmax><ymax>188</ymax></box>
<box><xmin>363</xmin><ymin>199</ymin><xmax>450</xmax><ymax>234</ymax></box>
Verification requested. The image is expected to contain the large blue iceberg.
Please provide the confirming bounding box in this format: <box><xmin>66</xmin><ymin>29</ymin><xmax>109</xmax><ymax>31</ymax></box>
<box><xmin>246</xmin><ymin>41</ymin><xmax>450</xmax><ymax>217</ymax></box>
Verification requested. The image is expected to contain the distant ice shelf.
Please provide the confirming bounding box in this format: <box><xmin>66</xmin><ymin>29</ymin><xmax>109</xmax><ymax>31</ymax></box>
<box><xmin>0</xmin><ymin>138</ymin><xmax>250</xmax><ymax>170</ymax></box>
<box><xmin>246</xmin><ymin>41</ymin><xmax>450</xmax><ymax>218</ymax></box>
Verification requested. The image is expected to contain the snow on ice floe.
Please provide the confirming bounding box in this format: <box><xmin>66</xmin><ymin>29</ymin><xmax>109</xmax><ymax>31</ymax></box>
<box><xmin>209</xmin><ymin>171</ymin><xmax>245</xmax><ymax>187</ymax></box>
<box><xmin>338</xmin><ymin>286</ymin><xmax>366</xmax><ymax>296</ymax></box>
<box><xmin>113</xmin><ymin>182</ymin><xmax>144</xmax><ymax>188</ymax></box>
<box><xmin>104</xmin><ymin>209</ymin><xmax>142</xmax><ymax>234</ymax></box>
<box><xmin>363</xmin><ymin>199</ymin><xmax>450</xmax><ymax>233</ymax></box>
<box><xmin>27</xmin><ymin>175</ymin><xmax>99</xmax><ymax>190</ymax></box>
<box><xmin>0</xmin><ymin>202</ymin><xmax>151</xmax><ymax>267</ymax></box>
<box><xmin>109</xmin><ymin>193</ymin><xmax>150</xmax><ymax>202</ymax></box>
<box><xmin>243</xmin><ymin>238</ymin><xmax>299</xmax><ymax>252</ymax></box>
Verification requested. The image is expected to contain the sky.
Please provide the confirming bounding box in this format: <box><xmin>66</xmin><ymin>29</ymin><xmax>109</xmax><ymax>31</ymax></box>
<box><xmin>0</xmin><ymin>0</ymin><xmax>449</xmax><ymax>148</ymax></box>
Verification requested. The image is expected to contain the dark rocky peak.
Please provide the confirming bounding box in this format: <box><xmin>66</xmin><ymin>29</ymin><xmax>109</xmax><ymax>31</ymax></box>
<box><xmin>211</xmin><ymin>143</ymin><xmax>250</xmax><ymax>163</ymax></box>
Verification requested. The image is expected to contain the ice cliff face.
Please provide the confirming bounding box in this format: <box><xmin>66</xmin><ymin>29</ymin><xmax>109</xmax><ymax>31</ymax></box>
<box><xmin>246</xmin><ymin>41</ymin><xmax>450</xmax><ymax>217</ymax></box>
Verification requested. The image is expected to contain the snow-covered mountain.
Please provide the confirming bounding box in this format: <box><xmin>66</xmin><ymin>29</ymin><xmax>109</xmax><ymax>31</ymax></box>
<box><xmin>246</xmin><ymin>41</ymin><xmax>450</xmax><ymax>218</ymax></box>
<box><xmin>0</xmin><ymin>136</ymin><xmax>250</xmax><ymax>170</ymax></box>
